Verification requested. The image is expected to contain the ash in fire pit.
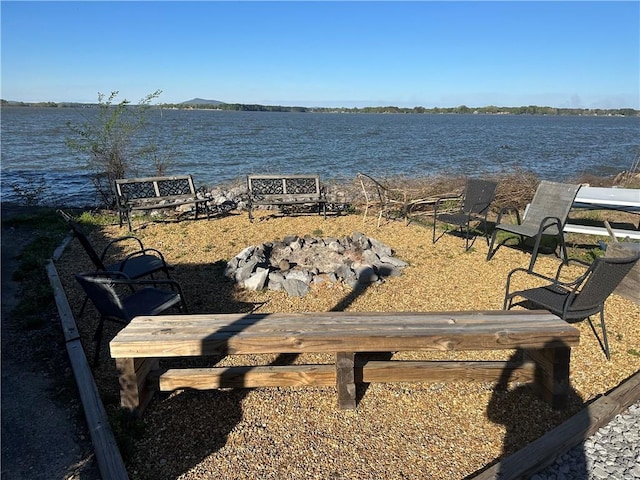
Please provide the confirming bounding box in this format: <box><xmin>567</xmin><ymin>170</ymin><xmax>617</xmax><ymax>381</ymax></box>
<box><xmin>224</xmin><ymin>232</ymin><xmax>407</xmax><ymax>297</ymax></box>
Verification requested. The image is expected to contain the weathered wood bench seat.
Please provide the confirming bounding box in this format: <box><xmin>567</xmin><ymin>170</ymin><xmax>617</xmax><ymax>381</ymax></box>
<box><xmin>115</xmin><ymin>175</ymin><xmax>213</xmax><ymax>230</ymax></box>
<box><xmin>110</xmin><ymin>310</ymin><xmax>580</xmax><ymax>416</ymax></box>
<box><xmin>247</xmin><ymin>174</ymin><xmax>327</xmax><ymax>222</ymax></box>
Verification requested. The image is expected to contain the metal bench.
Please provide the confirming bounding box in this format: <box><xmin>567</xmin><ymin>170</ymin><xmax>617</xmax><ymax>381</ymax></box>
<box><xmin>115</xmin><ymin>175</ymin><xmax>214</xmax><ymax>230</ymax></box>
<box><xmin>109</xmin><ymin>310</ymin><xmax>580</xmax><ymax>417</ymax></box>
<box><xmin>246</xmin><ymin>174</ymin><xmax>327</xmax><ymax>222</ymax></box>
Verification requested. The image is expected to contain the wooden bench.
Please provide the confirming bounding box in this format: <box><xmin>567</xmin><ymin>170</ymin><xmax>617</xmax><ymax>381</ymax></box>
<box><xmin>246</xmin><ymin>174</ymin><xmax>327</xmax><ymax>222</ymax></box>
<box><xmin>109</xmin><ymin>310</ymin><xmax>580</xmax><ymax>417</ymax></box>
<box><xmin>115</xmin><ymin>175</ymin><xmax>213</xmax><ymax>230</ymax></box>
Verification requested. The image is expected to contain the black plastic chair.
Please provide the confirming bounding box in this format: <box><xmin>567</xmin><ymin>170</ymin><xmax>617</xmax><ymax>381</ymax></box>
<box><xmin>503</xmin><ymin>255</ymin><xmax>640</xmax><ymax>359</ymax></box>
<box><xmin>432</xmin><ymin>178</ymin><xmax>498</xmax><ymax>250</ymax></box>
<box><xmin>487</xmin><ymin>181</ymin><xmax>580</xmax><ymax>271</ymax></box>
<box><xmin>75</xmin><ymin>271</ymin><xmax>188</xmax><ymax>366</ymax></box>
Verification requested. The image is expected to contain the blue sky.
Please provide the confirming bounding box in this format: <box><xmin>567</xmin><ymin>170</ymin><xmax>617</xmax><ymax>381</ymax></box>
<box><xmin>1</xmin><ymin>1</ymin><xmax>638</xmax><ymax>109</ymax></box>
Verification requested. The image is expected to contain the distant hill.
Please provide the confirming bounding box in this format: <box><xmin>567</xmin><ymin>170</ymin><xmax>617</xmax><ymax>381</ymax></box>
<box><xmin>180</xmin><ymin>98</ymin><xmax>225</xmax><ymax>106</ymax></box>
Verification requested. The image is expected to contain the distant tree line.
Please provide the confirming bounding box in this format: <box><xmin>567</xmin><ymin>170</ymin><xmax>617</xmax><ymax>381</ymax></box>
<box><xmin>170</xmin><ymin>103</ymin><xmax>638</xmax><ymax>116</ymax></box>
<box><xmin>2</xmin><ymin>98</ymin><xmax>638</xmax><ymax>116</ymax></box>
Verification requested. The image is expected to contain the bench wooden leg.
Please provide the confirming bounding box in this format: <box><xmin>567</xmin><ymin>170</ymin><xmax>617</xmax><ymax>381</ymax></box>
<box><xmin>115</xmin><ymin>357</ymin><xmax>159</xmax><ymax>417</ymax></box>
<box><xmin>526</xmin><ymin>346</ymin><xmax>571</xmax><ymax>410</ymax></box>
<box><xmin>336</xmin><ymin>352</ymin><xmax>356</xmax><ymax>410</ymax></box>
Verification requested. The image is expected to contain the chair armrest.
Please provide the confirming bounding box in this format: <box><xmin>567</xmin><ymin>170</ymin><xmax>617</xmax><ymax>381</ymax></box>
<box><xmin>505</xmin><ymin>261</ymin><xmax>587</xmax><ymax>300</ymax></box>
<box><xmin>505</xmin><ymin>266</ymin><xmax>557</xmax><ymax>289</ymax></box>
<box><xmin>554</xmin><ymin>258</ymin><xmax>591</xmax><ymax>283</ymax></box>
<box><xmin>101</xmin><ymin>235</ymin><xmax>146</xmax><ymax>261</ymax></box>
<box><xmin>121</xmin><ymin>278</ymin><xmax>188</xmax><ymax>307</ymax></box>
<box><xmin>120</xmin><ymin>248</ymin><xmax>171</xmax><ymax>267</ymax></box>
<box><xmin>537</xmin><ymin>216</ymin><xmax>563</xmax><ymax>233</ymax></box>
<box><xmin>495</xmin><ymin>205</ymin><xmax>521</xmax><ymax>226</ymax></box>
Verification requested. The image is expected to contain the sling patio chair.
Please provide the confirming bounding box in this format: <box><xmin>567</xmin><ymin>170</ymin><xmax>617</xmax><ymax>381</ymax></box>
<box><xmin>432</xmin><ymin>178</ymin><xmax>498</xmax><ymax>250</ymax></box>
<box><xmin>503</xmin><ymin>254</ymin><xmax>640</xmax><ymax>360</ymax></box>
<box><xmin>486</xmin><ymin>181</ymin><xmax>581</xmax><ymax>271</ymax></box>
<box><xmin>75</xmin><ymin>271</ymin><xmax>188</xmax><ymax>366</ymax></box>
<box><xmin>58</xmin><ymin>209</ymin><xmax>173</xmax><ymax>280</ymax></box>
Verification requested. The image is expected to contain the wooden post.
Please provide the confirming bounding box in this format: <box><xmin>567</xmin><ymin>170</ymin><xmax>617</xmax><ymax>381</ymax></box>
<box><xmin>336</xmin><ymin>352</ymin><xmax>356</xmax><ymax>410</ymax></box>
<box><xmin>115</xmin><ymin>357</ymin><xmax>158</xmax><ymax>416</ymax></box>
<box><xmin>528</xmin><ymin>347</ymin><xmax>571</xmax><ymax>410</ymax></box>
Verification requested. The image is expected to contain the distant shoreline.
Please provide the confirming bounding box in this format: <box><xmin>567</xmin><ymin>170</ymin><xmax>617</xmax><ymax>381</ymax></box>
<box><xmin>2</xmin><ymin>100</ymin><xmax>638</xmax><ymax>117</ymax></box>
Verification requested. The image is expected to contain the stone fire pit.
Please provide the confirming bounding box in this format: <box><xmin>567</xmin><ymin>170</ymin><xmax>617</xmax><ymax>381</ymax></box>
<box><xmin>224</xmin><ymin>232</ymin><xmax>407</xmax><ymax>297</ymax></box>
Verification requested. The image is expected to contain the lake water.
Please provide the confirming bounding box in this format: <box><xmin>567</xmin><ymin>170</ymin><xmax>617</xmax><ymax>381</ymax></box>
<box><xmin>1</xmin><ymin>107</ymin><xmax>638</xmax><ymax>206</ymax></box>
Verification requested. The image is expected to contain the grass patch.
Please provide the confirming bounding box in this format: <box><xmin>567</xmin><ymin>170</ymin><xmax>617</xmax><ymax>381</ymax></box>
<box><xmin>4</xmin><ymin>208</ymin><xmax>69</xmax><ymax>328</ymax></box>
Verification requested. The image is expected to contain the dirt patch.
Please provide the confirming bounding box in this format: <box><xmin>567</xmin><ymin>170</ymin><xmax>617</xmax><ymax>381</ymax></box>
<box><xmin>1</xmin><ymin>204</ymin><xmax>99</xmax><ymax>480</ymax></box>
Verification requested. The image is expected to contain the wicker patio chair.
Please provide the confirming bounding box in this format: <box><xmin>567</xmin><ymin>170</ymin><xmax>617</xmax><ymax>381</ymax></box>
<box><xmin>75</xmin><ymin>271</ymin><xmax>188</xmax><ymax>366</ymax></box>
<box><xmin>487</xmin><ymin>181</ymin><xmax>581</xmax><ymax>270</ymax></box>
<box><xmin>432</xmin><ymin>178</ymin><xmax>498</xmax><ymax>250</ymax></box>
<box><xmin>503</xmin><ymin>255</ymin><xmax>640</xmax><ymax>359</ymax></box>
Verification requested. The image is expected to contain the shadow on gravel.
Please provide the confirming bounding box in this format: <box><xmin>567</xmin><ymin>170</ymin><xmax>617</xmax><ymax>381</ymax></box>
<box><xmin>483</xmin><ymin>346</ymin><xmax>588</xmax><ymax>479</ymax></box>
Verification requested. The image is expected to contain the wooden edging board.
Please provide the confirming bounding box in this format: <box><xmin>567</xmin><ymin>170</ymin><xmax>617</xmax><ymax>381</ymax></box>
<box><xmin>472</xmin><ymin>370</ymin><xmax>640</xmax><ymax>480</ymax></box>
<box><xmin>48</xmin><ymin>233</ymin><xmax>129</xmax><ymax>480</ymax></box>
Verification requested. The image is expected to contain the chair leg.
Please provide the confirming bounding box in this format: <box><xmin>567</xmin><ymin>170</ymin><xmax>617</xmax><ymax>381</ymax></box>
<box><xmin>487</xmin><ymin>230</ymin><xmax>498</xmax><ymax>260</ymax></box>
<box><xmin>464</xmin><ymin>220</ymin><xmax>472</xmax><ymax>251</ymax></box>
<box><xmin>558</xmin><ymin>233</ymin><xmax>569</xmax><ymax>265</ymax></box>
<box><xmin>432</xmin><ymin>217</ymin><xmax>438</xmax><ymax>244</ymax></box>
<box><xmin>78</xmin><ymin>295</ymin><xmax>90</xmax><ymax>317</ymax></box>
<box><xmin>482</xmin><ymin>219</ymin><xmax>491</xmax><ymax>246</ymax></box>
<box><xmin>587</xmin><ymin>310</ymin><xmax>610</xmax><ymax>360</ymax></box>
<box><xmin>93</xmin><ymin>318</ymin><xmax>105</xmax><ymax>367</ymax></box>
<box><xmin>529</xmin><ymin>233</ymin><xmax>544</xmax><ymax>271</ymax></box>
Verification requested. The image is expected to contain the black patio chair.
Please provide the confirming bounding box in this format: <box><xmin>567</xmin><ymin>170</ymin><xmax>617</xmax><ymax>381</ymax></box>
<box><xmin>432</xmin><ymin>178</ymin><xmax>498</xmax><ymax>250</ymax></box>
<box><xmin>503</xmin><ymin>254</ymin><xmax>640</xmax><ymax>359</ymax></box>
<box><xmin>75</xmin><ymin>271</ymin><xmax>188</xmax><ymax>366</ymax></box>
<box><xmin>58</xmin><ymin>210</ymin><xmax>173</xmax><ymax>314</ymax></box>
<box><xmin>487</xmin><ymin>181</ymin><xmax>580</xmax><ymax>271</ymax></box>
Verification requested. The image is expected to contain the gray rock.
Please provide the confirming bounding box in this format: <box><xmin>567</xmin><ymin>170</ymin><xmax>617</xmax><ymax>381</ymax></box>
<box><xmin>243</xmin><ymin>268</ymin><xmax>269</xmax><ymax>290</ymax></box>
<box><xmin>354</xmin><ymin>265</ymin><xmax>378</xmax><ymax>284</ymax></box>
<box><xmin>282</xmin><ymin>278</ymin><xmax>309</xmax><ymax>297</ymax></box>
<box><xmin>267</xmin><ymin>271</ymin><xmax>285</xmax><ymax>291</ymax></box>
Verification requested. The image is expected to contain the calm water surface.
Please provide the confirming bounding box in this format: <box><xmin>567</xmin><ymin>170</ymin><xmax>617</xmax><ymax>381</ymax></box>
<box><xmin>1</xmin><ymin>107</ymin><xmax>638</xmax><ymax>206</ymax></box>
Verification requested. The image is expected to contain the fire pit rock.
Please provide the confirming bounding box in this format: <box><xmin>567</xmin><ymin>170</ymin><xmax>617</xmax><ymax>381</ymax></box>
<box><xmin>224</xmin><ymin>232</ymin><xmax>407</xmax><ymax>297</ymax></box>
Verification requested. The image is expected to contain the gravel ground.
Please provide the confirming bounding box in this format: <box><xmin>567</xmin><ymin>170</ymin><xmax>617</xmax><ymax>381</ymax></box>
<box><xmin>54</xmin><ymin>210</ymin><xmax>640</xmax><ymax>480</ymax></box>
<box><xmin>532</xmin><ymin>400</ymin><xmax>640</xmax><ymax>480</ymax></box>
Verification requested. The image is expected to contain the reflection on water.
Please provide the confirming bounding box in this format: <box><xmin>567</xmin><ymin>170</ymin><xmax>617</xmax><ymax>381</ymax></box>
<box><xmin>1</xmin><ymin>107</ymin><xmax>638</xmax><ymax>206</ymax></box>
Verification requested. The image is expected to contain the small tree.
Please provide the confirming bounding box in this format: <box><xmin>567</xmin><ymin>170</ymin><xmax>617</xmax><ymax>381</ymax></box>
<box><xmin>66</xmin><ymin>90</ymin><xmax>162</xmax><ymax>207</ymax></box>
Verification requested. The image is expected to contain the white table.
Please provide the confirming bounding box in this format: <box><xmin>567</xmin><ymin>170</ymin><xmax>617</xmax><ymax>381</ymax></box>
<box><xmin>564</xmin><ymin>186</ymin><xmax>640</xmax><ymax>239</ymax></box>
<box><xmin>572</xmin><ymin>186</ymin><xmax>640</xmax><ymax>213</ymax></box>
